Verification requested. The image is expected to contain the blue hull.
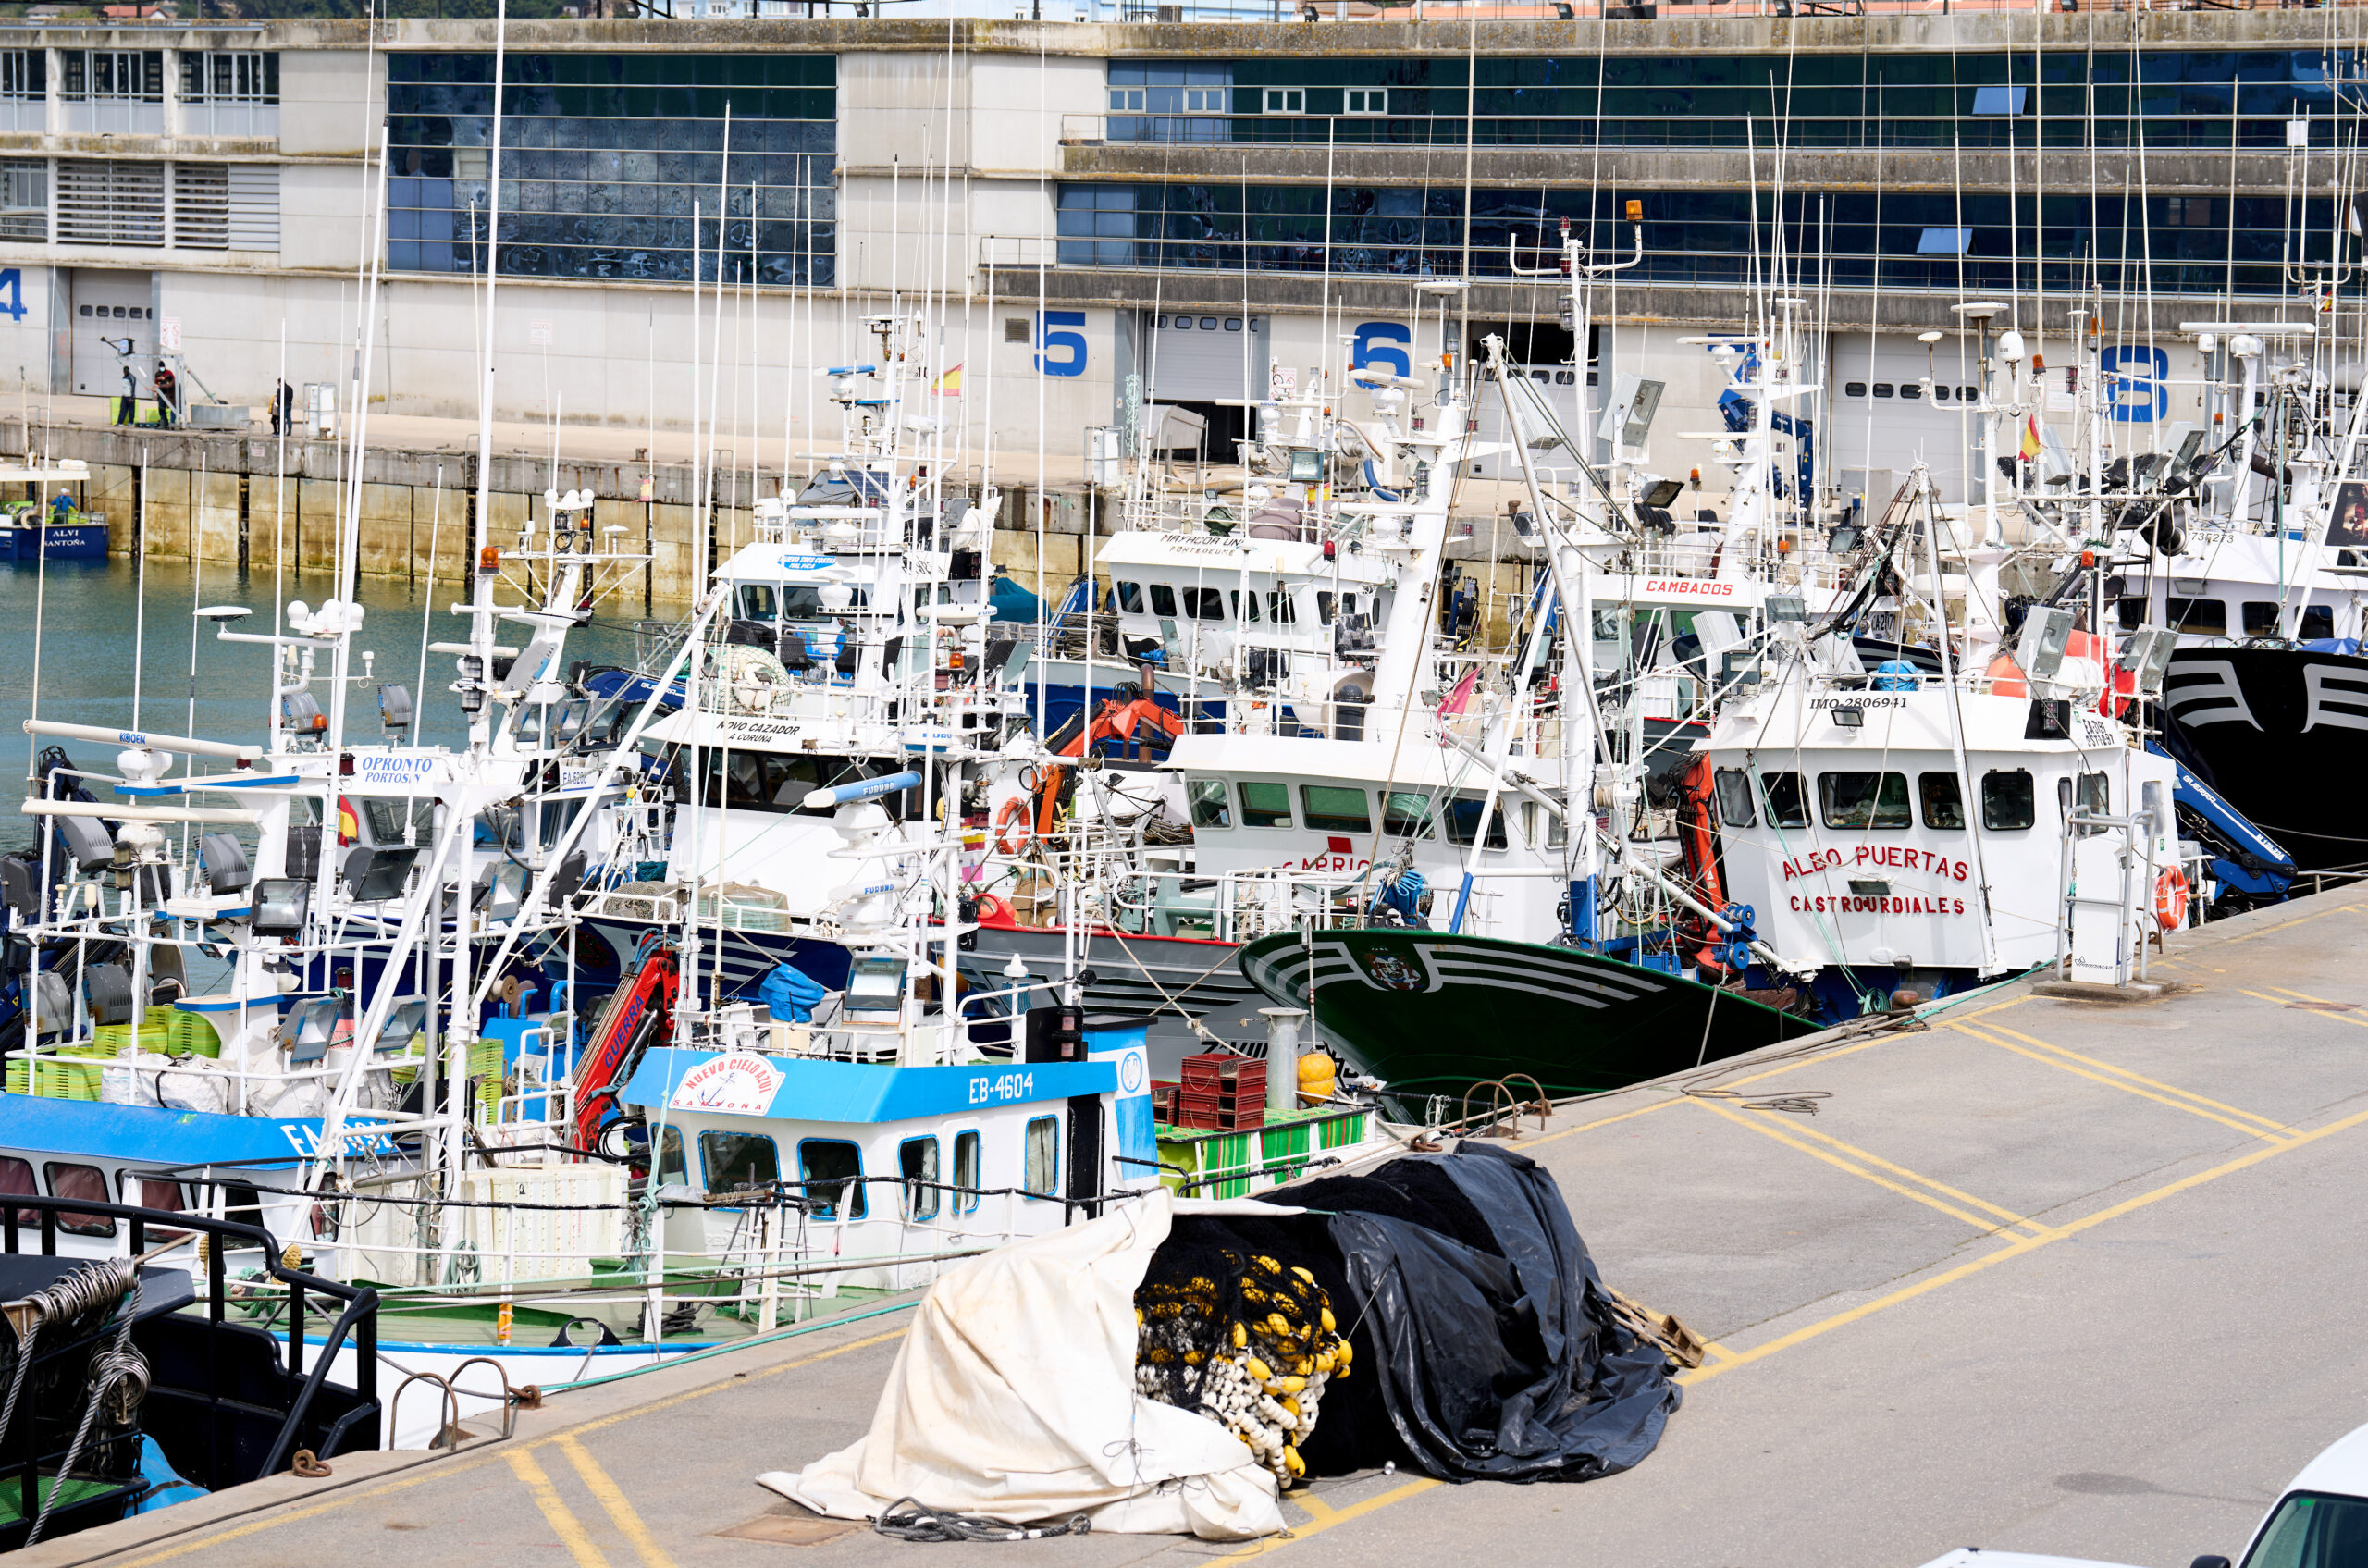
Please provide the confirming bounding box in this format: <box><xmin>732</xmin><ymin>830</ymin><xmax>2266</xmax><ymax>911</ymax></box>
<box><xmin>9</xmin><ymin>523</ymin><xmax>109</xmax><ymax>561</ymax></box>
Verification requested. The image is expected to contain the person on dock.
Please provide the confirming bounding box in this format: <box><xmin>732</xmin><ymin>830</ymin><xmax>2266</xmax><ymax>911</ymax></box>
<box><xmin>271</xmin><ymin>378</ymin><xmax>295</xmax><ymax>437</ymax></box>
<box><xmin>153</xmin><ymin>363</ymin><xmax>178</xmax><ymax>428</ymax></box>
<box><xmin>107</xmin><ymin>337</ymin><xmax>137</xmax><ymax>426</ymax></box>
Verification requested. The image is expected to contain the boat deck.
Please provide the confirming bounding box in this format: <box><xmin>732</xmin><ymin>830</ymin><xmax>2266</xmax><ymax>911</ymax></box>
<box><xmin>32</xmin><ymin>886</ymin><xmax>2368</xmax><ymax>1568</ymax></box>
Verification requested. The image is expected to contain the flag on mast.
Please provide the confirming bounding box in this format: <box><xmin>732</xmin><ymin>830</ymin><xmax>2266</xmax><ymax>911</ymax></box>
<box><xmin>931</xmin><ymin>364</ymin><xmax>964</xmax><ymax>396</ymax></box>
<box><xmin>2020</xmin><ymin>415</ymin><xmax>2042</xmax><ymax>463</ymax></box>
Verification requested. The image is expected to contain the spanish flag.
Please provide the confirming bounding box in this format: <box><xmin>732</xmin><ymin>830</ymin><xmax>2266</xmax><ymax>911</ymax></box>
<box><xmin>336</xmin><ymin>796</ymin><xmax>360</xmax><ymax>846</ymax></box>
<box><xmin>2020</xmin><ymin>415</ymin><xmax>2043</xmax><ymax>463</ymax></box>
<box><xmin>931</xmin><ymin>364</ymin><xmax>964</xmax><ymax>396</ymax></box>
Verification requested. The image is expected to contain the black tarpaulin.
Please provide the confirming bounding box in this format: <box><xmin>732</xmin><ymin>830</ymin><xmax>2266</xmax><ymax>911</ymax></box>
<box><xmin>1311</xmin><ymin>1143</ymin><xmax>1681</xmax><ymax>1483</ymax></box>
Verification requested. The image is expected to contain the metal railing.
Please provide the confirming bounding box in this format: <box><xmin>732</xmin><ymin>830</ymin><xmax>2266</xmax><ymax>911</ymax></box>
<box><xmin>0</xmin><ymin>1192</ymin><xmax>382</xmax><ymax>1489</ymax></box>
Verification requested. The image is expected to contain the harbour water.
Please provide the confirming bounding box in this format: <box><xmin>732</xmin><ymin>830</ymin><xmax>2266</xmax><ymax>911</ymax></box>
<box><xmin>0</xmin><ymin>555</ymin><xmax>643</xmax><ymax>853</ymax></box>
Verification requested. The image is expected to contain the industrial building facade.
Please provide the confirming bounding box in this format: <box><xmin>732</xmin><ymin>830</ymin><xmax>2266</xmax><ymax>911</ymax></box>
<box><xmin>0</xmin><ymin>12</ymin><xmax>2349</xmax><ymax>500</ymax></box>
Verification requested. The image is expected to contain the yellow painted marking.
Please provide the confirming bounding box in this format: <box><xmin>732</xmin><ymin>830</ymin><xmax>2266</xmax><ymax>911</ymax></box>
<box><xmin>2223</xmin><ymin>904</ymin><xmax>2363</xmax><ymax>944</ymax></box>
<box><xmin>1691</xmin><ymin>1097</ymin><xmax>2040</xmax><ymax>1237</ymax></box>
<box><xmin>1955</xmin><ymin>1023</ymin><xmax>2294</xmax><ymax>1144</ymax></box>
<box><xmin>1219</xmin><ymin>1478</ymin><xmax>1445</xmax><ymax>1558</ymax></box>
<box><xmin>1682</xmin><ymin>1098</ymin><xmax>2368</xmax><ymax>1386</ymax></box>
<box><xmin>110</xmin><ymin>1324</ymin><xmax>914</xmax><ymax>1568</ymax></box>
<box><xmin>1520</xmin><ymin>1026</ymin><xmax>1913</xmax><ymax>1154</ymax></box>
<box><xmin>1753</xmin><ymin>1114</ymin><xmax>2049</xmax><ymax>1234</ymax></box>
<box><xmin>1699</xmin><ymin>1340</ymin><xmax>1740</xmax><ymax>1364</ymax></box>
<box><xmin>2256</xmin><ymin>986</ymin><xmax>2368</xmax><ymax>1031</ymax></box>
<box><xmin>507</xmin><ymin>1447</ymin><xmax>612</xmax><ymax>1568</ymax></box>
<box><xmin>558</xmin><ymin>1436</ymin><xmax>675</xmax><ymax>1568</ymax></box>
<box><xmin>1979</xmin><ymin>1021</ymin><xmax>2293</xmax><ymax>1135</ymax></box>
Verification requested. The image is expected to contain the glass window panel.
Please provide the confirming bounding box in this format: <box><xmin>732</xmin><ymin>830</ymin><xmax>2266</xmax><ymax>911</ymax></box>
<box><xmin>1919</xmin><ymin>773</ymin><xmax>1967</xmax><ymax>830</ymax></box>
<box><xmin>1300</xmin><ymin>786</ymin><xmax>1372</xmax><ymax>833</ymax></box>
<box><xmin>1760</xmin><ymin>772</ymin><xmax>1809</xmax><ymax>829</ymax></box>
<box><xmin>898</xmin><ymin>1137</ymin><xmax>940</xmax><ymax>1221</ymax></box>
<box><xmin>1713</xmin><ymin>768</ymin><xmax>1756</xmax><ymax>827</ymax></box>
<box><xmin>953</xmin><ymin>1130</ymin><xmax>980</xmax><ymax>1215</ymax></box>
<box><xmin>1186</xmin><ymin>777</ymin><xmax>1232</xmax><ymax>829</ymax></box>
<box><xmin>1981</xmin><ymin>769</ymin><xmax>2036</xmax><ymax>831</ymax></box>
<box><xmin>699</xmin><ymin>1130</ymin><xmax>779</xmax><ymax>1198</ymax></box>
<box><xmin>798</xmin><ymin>1139</ymin><xmax>866</xmax><ymax>1220</ymax></box>
<box><xmin>1240</xmin><ymin>782</ymin><xmax>1291</xmax><ymax>828</ymax></box>
<box><xmin>1442</xmin><ymin>795</ymin><xmax>1508</xmax><ymax>849</ymax></box>
<box><xmin>1383</xmin><ymin>790</ymin><xmax>1435</xmax><ymax>837</ymax></box>
<box><xmin>1024</xmin><ymin>1117</ymin><xmax>1059</xmax><ymax>1199</ymax></box>
<box><xmin>43</xmin><ymin>1162</ymin><xmax>115</xmax><ymax>1237</ymax></box>
<box><xmin>1819</xmin><ymin>772</ymin><xmax>1912</xmax><ymax>830</ymax></box>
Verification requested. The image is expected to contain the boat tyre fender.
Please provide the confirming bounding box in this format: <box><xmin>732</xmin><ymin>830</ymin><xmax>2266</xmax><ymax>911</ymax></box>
<box><xmin>993</xmin><ymin>796</ymin><xmax>1034</xmax><ymax>857</ymax></box>
<box><xmin>2155</xmin><ymin>864</ymin><xmax>2189</xmax><ymax>930</ymax></box>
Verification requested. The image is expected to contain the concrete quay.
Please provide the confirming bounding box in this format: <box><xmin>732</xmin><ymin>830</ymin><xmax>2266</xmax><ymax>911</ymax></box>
<box><xmin>36</xmin><ymin>890</ymin><xmax>2368</xmax><ymax>1568</ymax></box>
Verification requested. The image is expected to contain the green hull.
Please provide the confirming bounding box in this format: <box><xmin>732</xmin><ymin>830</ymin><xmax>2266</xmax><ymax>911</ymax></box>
<box><xmin>1237</xmin><ymin>930</ymin><xmax>1821</xmax><ymax>1108</ymax></box>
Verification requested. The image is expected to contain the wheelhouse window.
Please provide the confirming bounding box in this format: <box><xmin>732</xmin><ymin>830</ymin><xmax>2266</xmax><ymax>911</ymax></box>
<box><xmin>2242</xmin><ymin>600</ymin><xmax>2282</xmax><ymax>637</ymax></box>
<box><xmin>1712</xmin><ymin>767</ymin><xmax>1756</xmax><ymax>827</ymax></box>
<box><xmin>798</xmin><ymin>1139</ymin><xmax>866</xmax><ymax>1220</ymax></box>
<box><xmin>953</xmin><ymin>1130</ymin><xmax>980</xmax><ymax>1216</ymax></box>
<box><xmin>44</xmin><ymin>1162</ymin><xmax>115</xmax><ymax>1237</ymax></box>
<box><xmin>1819</xmin><ymin>772</ymin><xmax>1911</xmax><ymax>830</ymax></box>
<box><xmin>1300</xmin><ymin>785</ymin><xmax>1371</xmax><ymax>833</ymax></box>
<box><xmin>1185</xmin><ymin>777</ymin><xmax>1232</xmax><ymax>829</ymax></box>
<box><xmin>699</xmin><ymin>1131</ymin><xmax>779</xmax><ymax>1199</ymax></box>
<box><xmin>1239</xmin><ymin>781</ymin><xmax>1291</xmax><ymax>828</ymax></box>
<box><xmin>1919</xmin><ymin>772</ymin><xmax>1966</xmax><ymax>830</ymax></box>
<box><xmin>1382</xmin><ymin>790</ymin><xmax>1435</xmax><ymax>838</ymax></box>
<box><xmin>1981</xmin><ymin>769</ymin><xmax>2036</xmax><ymax>830</ymax></box>
<box><xmin>2302</xmin><ymin>605</ymin><xmax>2336</xmax><ymax>640</ymax></box>
<box><xmin>1315</xmin><ymin>591</ymin><xmax>1337</xmax><ymax>624</ymax></box>
<box><xmin>2165</xmin><ymin>597</ymin><xmax>2226</xmax><ymax>637</ymax></box>
<box><xmin>1760</xmin><ymin>771</ymin><xmax>1809</xmax><ymax>829</ymax></box>
<box><xmin>1116</xmin><ymin>581</ymin><xmax>1145</xmax><ymax>613</ymax></box>
<box><xmin>1182</xmin><ymin>586</ymin><xmax>1225</xmax><ymax>622</ymax></box>
<box><xmin>898</xmin><ymin>1136</ymin><xmax>941</xmax><ymax>1221</ymax></box>
<box><xmin>1149</xmin><ymin>583</ymin><xmax>1178</xmax><ymax>618</ymax></box>
<box><xmin>1265</xmin><ymin>591</ymin><xmax>1298</xmax><ymax>625</ymax></box>
<box><xmin>0</xmin><ymin>1155</ymin><xmax>35</xmax><ymax>1228</ymax></box>
<box><xmin>1229</xmin><ymin>589</ymin><xmax>1262</xmax><ymax>623</ymax></box>
<box><xmin>1442</xmin><ymin>795</ymin><xmax>1509</xmax><ymax>849</ymax></box>
<box><xmin>656</xmin><ymin>1126</ymin><xmax>687</xmax><ymax>1187</ymax></box>
<box><xmin>1023</xmin><ymin>1117</ymin><xmax>1059</xmax><ymax>1199</ymax></box>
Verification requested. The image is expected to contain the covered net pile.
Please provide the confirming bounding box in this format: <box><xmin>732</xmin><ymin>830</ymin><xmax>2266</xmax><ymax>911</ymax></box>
<box><xmin>1132</xmin><ymin>1224</ymin><xmax>1352</xmax><ymax>1485</ymax></box>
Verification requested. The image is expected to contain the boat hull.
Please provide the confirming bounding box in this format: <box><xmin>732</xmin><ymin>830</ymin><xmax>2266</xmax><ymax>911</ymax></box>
<box><xmin>8</xmin><ymin>522</ymin><xmax>109</xmax><ymax>561</ymax></box>
<box><xmin>1237</xmin><ymin>930</ymin><xmax>1822</xmax><ymax>1112</ymax></box>
<box><xmin>2164</xmin><ymin>645</ymin><xmax>2368</xmax><ymax>873</ymax></box>
<box><xmin>968</xmin><ymin>920</ymin><xmax>1268</xmax><ymax>1076</ymax></box>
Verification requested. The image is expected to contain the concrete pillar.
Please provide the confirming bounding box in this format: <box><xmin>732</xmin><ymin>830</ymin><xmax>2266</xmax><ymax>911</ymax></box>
<box><xmin>648</xmin><ymin>502</ymin><xmax>698</xmax><ymax>603</ymax></box>
<box><xmin>296</xmin><ymin>479</ymin><xmax>339</xmax><ymax>574</ymax></box>
<box><xmin>356</xmin><ymin>483</ymin><xmax>415</xmax><ymax>579</ymax></box>
<box><xmin>88</xmin><ymin>463</ymin><xmax>135</xmax><ymax>555</ymax></box>
<box><xmin>246</xmin><ymin>472</ymin><xmax>297</xmax><ymax>569</ymax></box>
<box><xmin>194</xmin><ymin>470</ymin><xmax>241</xmax><ymax>564</ymax></box>
<box><xmin>142</xmin><ymin>468</ymin><xmax>192</xmax><ymax>560</ymax></box>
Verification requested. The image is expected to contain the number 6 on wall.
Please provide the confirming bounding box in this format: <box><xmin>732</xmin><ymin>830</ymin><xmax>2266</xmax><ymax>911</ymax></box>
<box><xmin>1036</xmin><ymin>310</ymin><xmax>1087</xmax><ymax>377</ymax></box>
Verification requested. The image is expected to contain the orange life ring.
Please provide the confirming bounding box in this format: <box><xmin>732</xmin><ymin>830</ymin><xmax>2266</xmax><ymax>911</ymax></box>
<box><xmin>993</xmin><ymin>796</ymin><xmax>1034</xmax><ymax>857</ymax></box>
<box><xmin>2155</xmin><ymin>865</ymin><xmax>2189</xmax><ymax>930</ymax></box>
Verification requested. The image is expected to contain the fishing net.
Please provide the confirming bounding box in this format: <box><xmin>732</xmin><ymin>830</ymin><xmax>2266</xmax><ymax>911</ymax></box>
<box><xmin>1132</xmin><ymin>1216</ymin><xmax>1353</xmax><ymax>1487</ymax></box>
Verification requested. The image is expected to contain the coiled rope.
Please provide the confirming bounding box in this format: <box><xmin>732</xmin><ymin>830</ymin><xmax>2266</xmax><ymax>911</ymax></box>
<box><xmin>0</xmin><ymin>1258</ymin><xmax>149</xmax><ymax>1547</ymax></box>
<box><xmin>871</xmin><ymin>1498</ymin><xmax>1091</xmax><ymax>1544</ymax></box>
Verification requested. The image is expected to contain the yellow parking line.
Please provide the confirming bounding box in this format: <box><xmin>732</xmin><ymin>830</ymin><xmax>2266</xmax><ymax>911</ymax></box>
<box><xmin>2224</xmin><ymin>904</ymin><xmax>2364</xmax><ymax>944</ymax></box>
<box><xmin>1691</xmin><ymin>1097</ymin><xmax>2041</xmax><ymax>1238</ymax></box>
<box><xmin>2255</xmin><ymin>987</ymin><xmax>2368</xmax><ymax>1031</ymax></box>
<box><xmin>506</xmin><ymin>1447</ymin><xmax>612</xmax><ymax>1568</ymax></box>
<box><xmin>1220</xmin><ymin>1478</ymin><xmax>1444</xmax><ymax>1559</ymax></box>
<box><xmin>1955</xmin><ymin>1023</ymin><xmax>2295</xmax><ymax>1144</ymax></box>
<box><xmin>1684</xmin><ymin>1097</ymin><xmax>2368</xmax><ymax>1385</ymax></box>
<box><xmin>1521</xmin><ymin>1025</ymin><xmax>1916</xmax><ymax>1154</ymax></box>
<box><xmin>558</xmin><ymin>1436</ymin><xmax>675</xmax><ymax>1568</ymax></box>
<box><xmin>1978</xmin><ymin>1021</ymin><xmax>2294</xmax><ymax>1135</ymax></box>
<box><xmin>109</xmin><ymin>1324</ymin><xmax>917</xmax><ymax>1568</ymax></box>
<box><xmin>1758</xmin><ymin>1116</ymin><xmax>2051</xmax><ymax>1235</ymax></box>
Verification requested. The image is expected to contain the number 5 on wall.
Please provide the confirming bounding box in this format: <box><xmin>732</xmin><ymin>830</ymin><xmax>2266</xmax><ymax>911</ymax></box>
<box><xmin>1036</xmin><ymin>310</ymin><xmax>1087</xmax><ymax>377</ymax></box>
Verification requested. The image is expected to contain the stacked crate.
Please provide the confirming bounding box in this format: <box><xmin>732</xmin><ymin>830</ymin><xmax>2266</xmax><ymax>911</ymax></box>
<box><xmin>1177</xmin><ymin>1053</ymin><xmax>1266</xmax><ymax>1131</ymax></box>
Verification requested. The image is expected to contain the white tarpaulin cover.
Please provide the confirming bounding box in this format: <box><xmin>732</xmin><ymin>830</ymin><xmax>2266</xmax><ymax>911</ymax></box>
<box><xmin>758</xmin><ymin>1189</ymin><xmax>1289</xmax><ymax>1539</ymax></box>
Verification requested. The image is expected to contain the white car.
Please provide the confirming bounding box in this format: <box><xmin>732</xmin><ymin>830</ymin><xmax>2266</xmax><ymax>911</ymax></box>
<box><xmin>1918</xmin><ymin>1417</ymin><xmax>2368</xmax><ymax>1568</ymax></box>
